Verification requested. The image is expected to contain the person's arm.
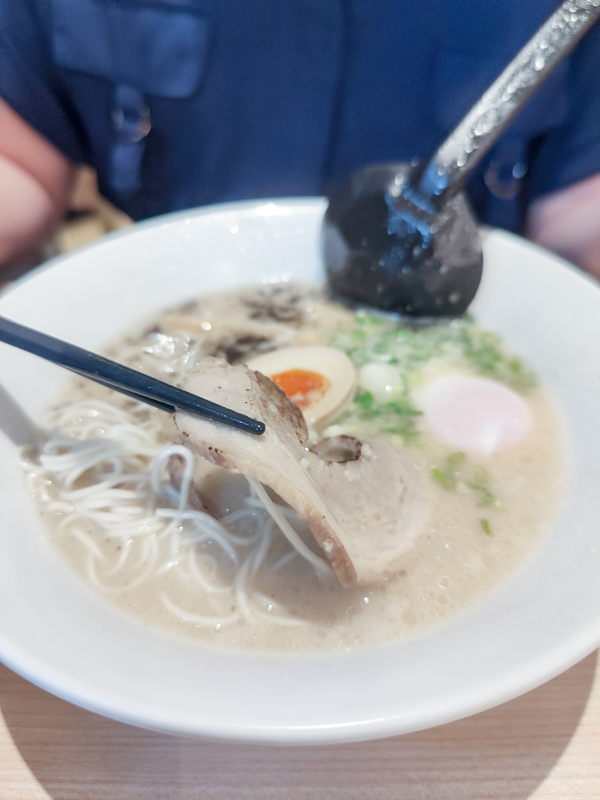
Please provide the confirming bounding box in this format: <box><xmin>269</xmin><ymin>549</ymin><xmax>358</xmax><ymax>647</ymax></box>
<box><xmin>526</xmin><ymin>172</ymin><xmax>600</xmax><ymax>280</ymax></box>
<box><xmin>0</xmin><ymin>98</ymin><xmax>75</xmax><ymax>273</ymax></box>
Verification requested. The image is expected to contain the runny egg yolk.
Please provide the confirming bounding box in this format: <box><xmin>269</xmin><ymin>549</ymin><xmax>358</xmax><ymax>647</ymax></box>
<box><xmin>246</xmin><ymin>346</ymin><xmax>357</xmax><ymax>430</ymax></box>
<box><xmin>270</xmin><ymin>369</ymin><xmax>331</xmax><ymax>409</ymax></box>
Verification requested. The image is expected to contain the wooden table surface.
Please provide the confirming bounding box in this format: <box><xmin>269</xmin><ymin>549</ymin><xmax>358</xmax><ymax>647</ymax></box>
<box><xmin>1</xmin><ymin>649</ymin><xmax>598</xmax><ymax>800</ymax></box>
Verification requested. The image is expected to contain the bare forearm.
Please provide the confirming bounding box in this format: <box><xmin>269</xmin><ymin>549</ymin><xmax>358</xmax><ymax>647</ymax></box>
<box><xmin>0</xmin><ymin>99</ymin><xmax>75</xmax><ymax>275</ymax></box>
<box><xmin>527</xmin><ymin>173</ymin><xmax>600</xmax><ymax>279</ymax></box>
<box><xmin>0</xmin><ymin>154</ymin><xmax>63</xmax><ymax>269</ymax></box>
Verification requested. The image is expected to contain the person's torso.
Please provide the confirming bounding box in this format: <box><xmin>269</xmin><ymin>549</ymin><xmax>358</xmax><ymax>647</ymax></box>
<box><xmin>46</xmin><ymin>0</ymin><xmax>573</xmax><ymax>230</ymax></box>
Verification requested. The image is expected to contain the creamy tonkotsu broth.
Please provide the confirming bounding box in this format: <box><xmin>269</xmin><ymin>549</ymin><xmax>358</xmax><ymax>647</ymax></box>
<box><xmin>20</xmin><ymin>284</ymin><xmax>566</xmax><ymax>653</ymax></box>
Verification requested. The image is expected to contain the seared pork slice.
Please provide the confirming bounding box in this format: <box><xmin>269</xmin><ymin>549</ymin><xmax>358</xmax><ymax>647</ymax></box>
<box><xmin>175</xmin><ymin>357</ymin><xmax>422</xmax><ymax>586</ymax></box>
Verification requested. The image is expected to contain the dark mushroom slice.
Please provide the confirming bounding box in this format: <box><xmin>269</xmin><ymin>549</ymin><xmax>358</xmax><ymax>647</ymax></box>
<box><xmin>310</xmin><ymin>435</ymin><xmax>361</xmax><ymax>463</ymax></box>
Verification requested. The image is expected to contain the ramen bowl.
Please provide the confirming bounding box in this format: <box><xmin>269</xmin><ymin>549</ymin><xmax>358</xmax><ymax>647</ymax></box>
<box><xmin>0</xmin><ymin>198</ymin><xmax>599</xmax><ymax>744</ymax></box>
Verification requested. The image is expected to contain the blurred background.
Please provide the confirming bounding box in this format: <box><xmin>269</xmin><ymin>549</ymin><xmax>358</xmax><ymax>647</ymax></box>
<box><xmin>53</xmin><ymin>167</ymin><xmax>131</xmax><ymax>257</ymax></box>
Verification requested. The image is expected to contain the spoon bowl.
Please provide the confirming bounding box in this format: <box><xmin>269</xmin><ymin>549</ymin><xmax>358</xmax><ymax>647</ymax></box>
<box><xmin>323</xmin><ymin>162</ymin><xmax>482</xmax><ymax>317</ymax></box>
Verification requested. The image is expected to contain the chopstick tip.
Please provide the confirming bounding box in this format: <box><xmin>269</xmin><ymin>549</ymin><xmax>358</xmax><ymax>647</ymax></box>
<box><xmin>248</xmin><ymin>419</ymin><xmax>266</xmax><ymax>435</ymax></box>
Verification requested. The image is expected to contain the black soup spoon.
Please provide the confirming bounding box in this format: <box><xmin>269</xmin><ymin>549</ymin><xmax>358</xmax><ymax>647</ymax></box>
<box><xmin>323</xmin><ymin>0</ymin><xmax>600</xmax><ymax>318</ymax></box>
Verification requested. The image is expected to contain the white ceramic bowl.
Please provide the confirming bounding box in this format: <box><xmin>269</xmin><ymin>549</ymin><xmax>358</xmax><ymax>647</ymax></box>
<box><xmin>0</xmin><ymin>198</ymin><xmax>599</xmax><ymax>744</ymax></box>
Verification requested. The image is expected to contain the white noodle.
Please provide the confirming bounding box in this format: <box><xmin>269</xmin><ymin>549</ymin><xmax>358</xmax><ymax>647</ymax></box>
<box><xmin>271</xmin><ymin>550</ymin><xmax>298</xmax><ymax>571</ymax></box>
<box><xmin>106</xmin><ymin>538</ymin><xmax>134</xmax><ymax>575</ymax></box>
<box><xmin>87</xmin><ymin>534</ymin><xmax>159</xmax><ymax>594</ymax></box>
<box><xmin>246</xmin><ymin>477</ymin><xmax>332</xmax><ymax>575</ymax></box>
<box><xmin>160</xmin><ymin>592</ymin><xmax>240</xmax><ymax>628</ymax></box>
<box><xmin>155</xmin><ymin>508</ymin><xmax>239</xmax><ymax>562</ymax></box>
<box><xmin>250</xmin><ymin>518</ymin><xmax>273</xmax><ymax>575</ymax></box>
<box><xmin>20</xmin><ymin>395</ymin><xmax>331</xmax><ymax>634</ymax></box>
<box><xmin>68</xmin><ymin>526</ymin><xmax>107</xmax><ymax>561</ymax></box>
<box><xmin>234</xmin><ymin>556</ymin><xmax>255</xmax><ymax>623</ymax></box>
<box><xmin>187</xmin><ymin>549</ymin><xmax>232</xmax><ymax>595</ymax></box>
<box><xmin>252</xmin><ymin>606</ymin><xmax>312</xmax><ymax>629</ymax></box>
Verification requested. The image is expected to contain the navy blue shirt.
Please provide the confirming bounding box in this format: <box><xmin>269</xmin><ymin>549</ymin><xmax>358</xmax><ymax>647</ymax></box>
<box><xmin>1</xmin><ymin>0</ymin><xmax>599</xmax><ymax>232</ymax></box>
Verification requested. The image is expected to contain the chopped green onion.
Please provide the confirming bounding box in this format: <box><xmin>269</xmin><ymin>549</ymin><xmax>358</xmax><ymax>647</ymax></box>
<box><xmin>328</xmin><ymin>310</ymin><xmax>535</xmax><ymax>452</ymax></box>
<box><xmin>480</xmin><ymin>518</ymin><xmax>492</xmax><ymax>536</ymax></box>
<box><xmin>431</xmin><ymin>468</ymin><xmax>455</xmax><ymax>491</ymax></box>
<box><xmin>473</xmin><ymin>465</ymin><xmax>488</xmax><ymax>484</ymax></box>
<box><xmin>468</xmin><ymin>482</ymin><xmax>495</xmax><ymax>506</ymax></box>
<box><xmin>357</xmin><ymin>391</ymin><xmax>374</xmax><ymax>409</ymax></box>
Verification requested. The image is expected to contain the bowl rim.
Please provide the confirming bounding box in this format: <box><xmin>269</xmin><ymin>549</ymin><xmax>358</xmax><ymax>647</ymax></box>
<box><xmin>0</xmin><ymin>197</ymin><xmax>599</xmax><ymax>744</ymax></box>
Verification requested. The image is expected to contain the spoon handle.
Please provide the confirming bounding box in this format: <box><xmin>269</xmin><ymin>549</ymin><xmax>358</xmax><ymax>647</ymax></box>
<box><xmin>418</xmin><ymin>0</ymin><xmax>600</xmax><ymax>199</ymax></box>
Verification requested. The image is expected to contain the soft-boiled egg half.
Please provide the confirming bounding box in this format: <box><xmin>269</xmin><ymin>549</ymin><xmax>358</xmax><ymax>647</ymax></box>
<box><xmin>418</xmin><ymin>375</ymin><xmax>531</xmax><ymax>455</ymax></box>
<box><xmin>247</xmin><ymin>346</ymin><xmax>357</xmax><ymax>430</ymax></box>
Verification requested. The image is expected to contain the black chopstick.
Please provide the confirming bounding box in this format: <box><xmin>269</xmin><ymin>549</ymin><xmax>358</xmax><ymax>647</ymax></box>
<box><xmin>0</xmin><ymin>316</ymin><xmax>265</xmax><ymax>435</ymax></box>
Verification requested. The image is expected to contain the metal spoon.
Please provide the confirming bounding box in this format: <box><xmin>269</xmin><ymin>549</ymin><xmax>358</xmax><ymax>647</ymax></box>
<box><xmin>323</xmin><ymin>0</ymin><xmax>600</xmax><ymax>317</ymax></box>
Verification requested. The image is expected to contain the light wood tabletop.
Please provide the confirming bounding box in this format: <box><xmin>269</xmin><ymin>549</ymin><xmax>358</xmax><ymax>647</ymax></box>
<box><xmin>0</xmin><ymin>649</ymin><xmax>598</xmax><ymax>800</ymax></box>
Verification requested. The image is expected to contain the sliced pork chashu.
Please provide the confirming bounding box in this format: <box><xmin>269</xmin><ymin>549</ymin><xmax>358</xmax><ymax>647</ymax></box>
<box><xmin>175</xmin><ymin>357</ymin><xmax>423</xmax><ymax>586</ymax></box>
